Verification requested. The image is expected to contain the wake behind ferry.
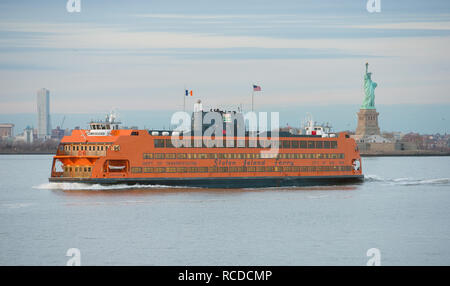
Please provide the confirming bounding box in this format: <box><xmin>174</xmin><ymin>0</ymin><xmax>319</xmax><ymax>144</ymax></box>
<box><xmin>49</xmin><ymin>105</ymin><xmax>363</xmax><ymax>188</ymax></box>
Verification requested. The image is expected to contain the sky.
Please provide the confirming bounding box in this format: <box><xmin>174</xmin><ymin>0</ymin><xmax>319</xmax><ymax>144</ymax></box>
<box><xmin>0</xmin><ymin>0</ymin><xmax>449</xmax><ymax>133</ymax></box>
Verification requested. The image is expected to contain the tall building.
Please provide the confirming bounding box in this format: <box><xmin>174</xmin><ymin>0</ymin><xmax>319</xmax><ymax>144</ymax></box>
<box><xmin>37</xmin><ymin>88</ymin><xmax>51</xmax><ymax>139</ymax></box>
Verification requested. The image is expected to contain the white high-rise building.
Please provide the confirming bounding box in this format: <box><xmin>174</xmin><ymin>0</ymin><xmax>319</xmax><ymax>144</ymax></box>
<box><xmin>37</xmin><ymin>88</ymin><xmax>51</xmax><ymax>139</ymax></box>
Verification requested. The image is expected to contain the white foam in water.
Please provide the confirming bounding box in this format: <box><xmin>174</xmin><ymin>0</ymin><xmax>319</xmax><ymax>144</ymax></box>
<box><xmin>365</xmin><ymin>174</ymin><xmax>449</xmax><ymax>186</ymax></box>
<box><xmin>364</xmin><ymin>174</ymin><xmax>384</xmax><ymax>182</ymax></box>
<box><xmin>33</xmin><ymin>182</ymin><xmax>188</xmax><ymax>191</ymax></box>
<box><xmin>1</xmin><ymin>203</ymin><xmax>35</xmax><ymax>209</ymax></box>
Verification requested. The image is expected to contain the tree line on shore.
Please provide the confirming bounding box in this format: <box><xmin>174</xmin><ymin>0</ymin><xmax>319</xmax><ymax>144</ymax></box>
<box><xmin>0</xmin><ymin>140</ymin><xmax>59</xmax><ymax>153</ymax></box>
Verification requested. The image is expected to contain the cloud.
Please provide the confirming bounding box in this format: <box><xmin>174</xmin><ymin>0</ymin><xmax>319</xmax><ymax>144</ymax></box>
<box><xmin>348</xmin><ymin>21</ymin><xmax>450</xmax><ymax>30</ymax></box>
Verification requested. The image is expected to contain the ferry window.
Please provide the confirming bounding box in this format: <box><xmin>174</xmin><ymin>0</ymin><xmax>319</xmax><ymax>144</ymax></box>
<box><xmin>177</xmin><ymin>153</ymin><xmax>187</xmax><ymax>159</ymax></box>
<box><xmin>131</xmin><ymin>131</ymin><xmax>139</xmax><ymax>136</ymax></box>
<box><xmin>282</xmin><ymin>140</ymin><xmax>290</xmax><ymax>148</ymax></box>
<box><xmin>131</xmin><ymin>167</ymin><xmax>142</xmax><ymax>173</ymax></box>
<box><xmin>88</xmin><ymin>167</ymin><xmax>91</xmax><ymax>172</ymax></box>
<box><xmin>237</xmin><ymin>139</ymin><xmax>245</xmax><ymax>148</ymax></box>
<box><xmin>165</xmin><ymin>153</ymin><xmax>176</xmax><ymax>159</ymax></box>
<box><xmin>143</xmin><ymin>167</ymin><xmax>153</xmax><ymax>173</ymax></box>
<box><xmin>291</xmin><ymin>141</ymin><xmax>299</xmax><ymax>148</ymax></box>
<box><xmin>143</xmin><ymin>153</ymin><xmax>153</xmax><ymax>159</ymax></box>
<box><xmin>194</xmin><ymin>139</ymin><xmax>202</xmax><ymax>148</ymax></box>
<box><xmin>165</xmin><ymin>139</ymin><xmax>174</xmax><ymax>148</ymax></box>
<box><xmin>208</xmin><ymin>166</ymin><xmax>218</xmax><ymax>172</ymax></box>
<box><xmin>331</xmin><ymin>141</ymin><xmax>337</xmax><ymax>149</ymax></box>
<box><xmin>307</xmin><ymin>141</ymin><xmax>315</xmax><ymax>149</ymax></box>
<box><xmin>166</xmin><ymin>167</ymin><xmax>177</xmax><ymax>173</ymax></box>
<box><xmin>248</xmin><ymin>140</ymin><xmax>258</xmax><ymax>148</ymax></box>
<box><xmin>300</xmin><ymin>141</ymin><xmax>307</xmax><ymax>148</ymax></box>
<box><xmin>316</xmin><ymin>141</ymin><xmax>323</xmax><ymax>149</ymax></box>
<box><xmin>155</xmin><ymin>153</ymin><xmax>164</xmax><ymax>159</ymax></box>
<box><xmin>177</xmin><ymin>167</ymin><xmax>187</xmax><ymax>173</ymax></box>
<box><xmin>154</xmin><ymin>139</ymin><xmax>165</xmax><ymax>148</ymax></box>
<box><xmin>324</xmin><ymin>141</ymin><xmax>331</xmax><ymax>148</ymax></box>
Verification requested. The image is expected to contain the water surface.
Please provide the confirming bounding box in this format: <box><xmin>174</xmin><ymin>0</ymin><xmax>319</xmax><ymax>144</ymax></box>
<box><xmin>0</xmin><ymin>155</ymin><xmax>449</xmax><ymax>265</ymax></box>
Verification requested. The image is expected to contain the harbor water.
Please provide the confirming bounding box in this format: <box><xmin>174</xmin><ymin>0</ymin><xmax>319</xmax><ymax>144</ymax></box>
<box><xmin>0</xmin><ymin>155</ymin><xmax>449</xmax><ymax>265</ymax></box>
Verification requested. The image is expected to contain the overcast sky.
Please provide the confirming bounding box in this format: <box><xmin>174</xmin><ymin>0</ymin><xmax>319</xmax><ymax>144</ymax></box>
<box><xmin>0</xmin><ymin>0</ymin><xmax>449</xmax><ymax>132</ymax></box>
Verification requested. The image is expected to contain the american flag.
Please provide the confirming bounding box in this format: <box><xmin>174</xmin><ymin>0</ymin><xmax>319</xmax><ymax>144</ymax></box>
<box><xmin>253</xmin><ymin>85</ymin><xmax>261</xmax><ymax>91</ymax></box>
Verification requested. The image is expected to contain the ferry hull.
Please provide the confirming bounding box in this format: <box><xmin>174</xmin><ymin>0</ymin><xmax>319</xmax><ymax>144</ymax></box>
<box><xmin>49</xmin><ymin>175</ymin><xmax>364</xmax><ymax>188</ymax></box>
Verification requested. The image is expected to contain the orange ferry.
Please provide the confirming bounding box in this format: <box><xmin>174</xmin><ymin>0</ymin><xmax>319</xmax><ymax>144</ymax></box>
<box><xmin>49</xmin><ymin>110</ymin><xmax>363</xmax><ymax>188</ymax></box>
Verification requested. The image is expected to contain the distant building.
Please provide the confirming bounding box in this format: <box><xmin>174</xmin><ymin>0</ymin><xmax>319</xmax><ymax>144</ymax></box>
<box><xmin>51</xmin><ymin>126</ymin><xmax>65</xmax><ymax>140</ymax></box>
<box><xmin>0</xmin><ymin>123</ymin><xmax>14</xmax><ymax>139</ymax></box>
<box><xmin>37</xmin><ymin>88</ymin><xmax>51</xmax><ymax>139</ymax></box>
<box><xmin>14</xmin><ymin>126</ymin><xmax>34</xmax><ymax>144</ymax></box>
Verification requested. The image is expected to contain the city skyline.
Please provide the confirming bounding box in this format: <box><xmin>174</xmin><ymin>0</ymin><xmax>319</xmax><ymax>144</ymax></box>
<box><xmin>0</xmin><ymin>0</ymin><xmax>449</xmax><ymax>134</ymax></box>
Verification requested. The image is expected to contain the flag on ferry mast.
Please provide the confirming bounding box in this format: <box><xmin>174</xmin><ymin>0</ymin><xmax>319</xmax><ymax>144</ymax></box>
<box><xmin>253</xmin><ymin>85</ymin><xmax>261</xmax><ymax>91</ymax></box>
<box><xmin>185</xmin><ymin>90</ymin><xmax>193</xmax><ymax>96</ymax></box>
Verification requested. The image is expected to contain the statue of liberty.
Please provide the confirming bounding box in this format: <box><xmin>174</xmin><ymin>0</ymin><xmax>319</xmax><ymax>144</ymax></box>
<box><xmin>361</xmin><ymin>62</ymin><xmax>377</xmax><ymax>109</ymax></box>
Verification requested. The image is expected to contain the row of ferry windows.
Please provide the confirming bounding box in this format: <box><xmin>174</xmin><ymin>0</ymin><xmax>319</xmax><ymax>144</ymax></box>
<box><xmin>144</xmin><ymin>153</ymin><xmax>345</xmax><ymax>160</ymax></box>
<box><xmin>64</xmin><ymin>166</ymin><xmax>92</xmax><ymax>172</ymax></box>
<box><xmin>131</xmin><ymin>165</ymin><xmax>353</xmax><ymax>173</ymax></box>
<box><xmin>154</xmin><ymin>139</ymin><xmax>337</xmax><ymax>149</ymax></box>
<box><xmin>63</xmin><ymin>145</ymin><xmax>110</xmax><ymax>151</ymax></box>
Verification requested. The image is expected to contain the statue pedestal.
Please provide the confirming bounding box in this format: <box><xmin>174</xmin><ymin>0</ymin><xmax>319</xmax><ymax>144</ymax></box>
<box><xmin>355</xmin><ymin>109</ymin><xmax>380</xmax><ymax>136</ymax></box>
